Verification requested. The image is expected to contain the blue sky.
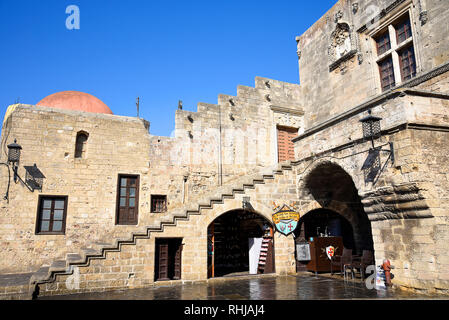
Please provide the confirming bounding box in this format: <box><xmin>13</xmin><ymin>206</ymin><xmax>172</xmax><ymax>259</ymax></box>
<box><xmin>0</xmin><ymin>0</ymin><xmax>336</xmax><ymax>137</ymax></box>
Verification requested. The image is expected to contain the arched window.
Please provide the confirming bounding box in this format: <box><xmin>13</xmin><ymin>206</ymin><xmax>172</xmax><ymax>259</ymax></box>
<box><xmin>75</xmin><ymin>131</ymin><xmax>89</xmax><ymax>158</ymax></box>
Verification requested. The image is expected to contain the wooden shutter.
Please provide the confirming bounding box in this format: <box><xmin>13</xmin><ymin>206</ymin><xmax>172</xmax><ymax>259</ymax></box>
<box><xmin>277</xmin><ymin>126</ymin><xmax>297</xmax><ymax>162</ymax></box>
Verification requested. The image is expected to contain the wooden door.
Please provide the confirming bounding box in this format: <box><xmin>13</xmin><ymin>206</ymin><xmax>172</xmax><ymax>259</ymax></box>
<box><xmin>173</xmin><ymin>241</ymin><xmax>183</xmax><ymax>280</ymax></box>
<box><xmin>277</xmin><ymin>126</ymin><xmax>297</xmax><ymax>162</ymax></box>
<box><xmin>117</xmin><ymin>175</ymin><xmax>139</xmax><ymax>225</ymax></box>
<box><xmin>264</xmin><ymin>237</ymin><xmax>275</xmax><ymax>273</ymax></box>
<box><xmin>156</xmin><ymin>242</ymin><xmax>169</xmax><ymax>281</ymax></box>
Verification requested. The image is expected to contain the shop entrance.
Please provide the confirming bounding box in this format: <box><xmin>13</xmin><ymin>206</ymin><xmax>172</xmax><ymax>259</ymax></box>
<box><xmin>294</xmin><ymin>209</ymin><xmax>355</xmax><ymax>272</ymax></box>
<box><xmin>295</xmin><ymin>162</ymin><xmax>374</xmax><ymax>273</ymax></box>
<box><xmin>207</xmin><ymin>210</ymin><xmax>275</xmax><ymax>278</ymax></box>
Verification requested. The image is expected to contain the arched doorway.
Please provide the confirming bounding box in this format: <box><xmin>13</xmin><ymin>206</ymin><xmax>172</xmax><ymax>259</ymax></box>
<box><xmin>295</xmin><ymin>162</ymin><xmax>374</xmax><ymax>272</ymax></box>
<box><xmin>207</xmin><ymin>209</ymin><xmax>275</xmax><ymax>278</ymax></box>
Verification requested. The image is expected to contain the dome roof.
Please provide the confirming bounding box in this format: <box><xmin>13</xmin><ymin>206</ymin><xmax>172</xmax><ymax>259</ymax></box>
<box><xmin>36</xmin><ymin>91</ymin><xmax>113</xmax><ymax>115</ymax></box>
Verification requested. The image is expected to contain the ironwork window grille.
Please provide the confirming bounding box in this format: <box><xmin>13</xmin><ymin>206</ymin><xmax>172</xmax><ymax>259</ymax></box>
<box><xmin>151</xmin><ymin>195</ymin><xmax>167</xmax><ymax>213</ymax></box>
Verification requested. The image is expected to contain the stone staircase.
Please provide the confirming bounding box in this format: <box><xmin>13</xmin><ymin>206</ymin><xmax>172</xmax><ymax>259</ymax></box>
<box><xmin>0</xmin><ymin>161</ymin><xmax>295</xmax><ymax>299</ymax></box>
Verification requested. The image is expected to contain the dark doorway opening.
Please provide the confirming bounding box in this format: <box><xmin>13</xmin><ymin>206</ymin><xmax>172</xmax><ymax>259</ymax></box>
<box><xmin>207</xmin><ymin>210</ymin><xmax>275</xmax><ymax>278</ymax></box>
<box><xmin>155</xmin><ymin>238</ymin><xmax>183</xmax><ymax>281</ymax></box>
<box><xmin>294</xmin><ymin>209</ymin><xmax>355</xmax><ymax>272</ymax></box>
<box><xmin>297</xmin><ymin>209</ymin><xmax>355</xmax><ymax>248</ymax></box>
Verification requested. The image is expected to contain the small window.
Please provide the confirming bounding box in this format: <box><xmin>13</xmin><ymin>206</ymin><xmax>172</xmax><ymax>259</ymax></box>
<box><xmin>116</xmin><ymin>175</ymin><xmax>140</xmax><ymax>225</ymax></box>
<box><xmin>75</xmin><ymin>132</ymin><xmax>89</xmax><ymax>158</ymax></box>
<box><xmin>36</xmin><ymin>196</ymin><xmax>68</xmax><ymax>234</ymax></box>
<box><xmin>151</xmin><ymin>195</ymin><xmax>167</xmax><ymax>213</ymax></box>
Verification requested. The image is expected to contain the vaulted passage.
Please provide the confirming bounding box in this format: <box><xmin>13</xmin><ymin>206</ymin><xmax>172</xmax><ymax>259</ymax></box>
<box><xmin>207</xmin><ymin>210</ymin><xmax>275</xmax><ymax>278</ymax></box>
<box><xmin>295</xmin><ymin>162</ymin><xmax>374</xmax><ymax>273</ymax></box>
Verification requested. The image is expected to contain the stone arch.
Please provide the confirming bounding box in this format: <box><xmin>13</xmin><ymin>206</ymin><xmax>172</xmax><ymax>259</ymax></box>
<box><xmin>298</xmin><ymin>161</ymin><xmax>374</xmax><ymax>254</ymax></box>
<box><xmin>207</xmin><ymin>208</ymin><xmax>275</xmax><ymax>278</ymax></box>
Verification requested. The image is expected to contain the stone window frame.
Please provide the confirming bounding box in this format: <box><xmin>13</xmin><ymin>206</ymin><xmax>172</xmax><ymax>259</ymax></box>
<box><xmin>367</xmin><ymin>4</ymin><xmax>422</xmax><ymax>93</ymax></box>
<box><xmin>35</xmin><ymin>195</ymin><xmax>68</xmax><ymax>235</ymax></box>
<box><xmin>270</xmin><ymin>105</ymin><xmax>304</xmax><ymax>165</ymax></box>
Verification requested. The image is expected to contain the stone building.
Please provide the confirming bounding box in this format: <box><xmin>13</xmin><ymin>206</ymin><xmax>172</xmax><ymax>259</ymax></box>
<box><xmin>0</xmin><ymin>0</ymin><xmax>448</xmax><ymax>298</ymax></box>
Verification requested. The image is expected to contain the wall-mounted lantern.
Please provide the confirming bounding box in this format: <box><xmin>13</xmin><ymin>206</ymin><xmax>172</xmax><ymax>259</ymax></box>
<box><xmin>1</xmin><ymin>139</ymin><xmax>22</xmax><ymax>201</ymax></box>
<box><xmin>360</xmin><ymin>109</ymin><xmax>382</xmax><ymax>148</ymax></box>
<box><xmin>359</xmin><ymin>110</ymin><xmax>394</xmax><ymax>184</ymax></box>
<box><xmin>1</xmin><ymin>139</ymin><xmax>45</xmax><ymax>202</ymax></box>
<box><xmin>7</xmin><ymin>139</ymin><xmax>22</xmax><ymax>183</ymax></box>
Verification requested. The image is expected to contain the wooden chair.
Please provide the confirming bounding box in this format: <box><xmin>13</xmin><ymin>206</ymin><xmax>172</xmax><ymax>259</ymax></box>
<box><xmin>330</xmin><ymin>247</ymin><xmax>353</xmax><ymax>276</ymax></box>
<box><xmin>351</xmin><ymin>250</ymin><xmax>375</xmax><ymax>280</ymax></box>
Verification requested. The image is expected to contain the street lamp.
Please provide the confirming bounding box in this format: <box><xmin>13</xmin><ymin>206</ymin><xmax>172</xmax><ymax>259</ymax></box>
<box><xmin>359</xmin><ymin>110</ymin><xmax>394</xmax><ymax>184</ymax></box>
<box><xmin>7</xmin><ymin>139</ymin><xmax>22</xmax><ymax>183</ymax></box>
<box><xmin>360</xmin><ymin>109</ymin><xmax>382</xmax><ymax>148</ymax></box>
<box><xmin>0</xmin><ymin>139</ymin><xmax>22</xmax><ymax>201</ymax></box>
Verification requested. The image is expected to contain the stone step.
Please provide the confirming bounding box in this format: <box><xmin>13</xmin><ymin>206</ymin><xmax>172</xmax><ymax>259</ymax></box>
<box><xmin>80</xmin><ymin>247</ymin><xmax>99</xmax><ymax>259</ymax></box>
<box><xmin>49</xmin><ymin>260</ymin><xmax>68</xmax><ymax>273</ymax></box>
<box><xmin>66</xmin><ymin>253</ymin><xmax>84</xmax><ymax>264</ymax></box>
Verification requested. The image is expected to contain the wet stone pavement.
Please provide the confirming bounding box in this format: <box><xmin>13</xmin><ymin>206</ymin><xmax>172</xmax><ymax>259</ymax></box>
<box><xmin>39</xmin><ymin>273</ymin><xmax>447</xmax><ymax>300</ymax></box>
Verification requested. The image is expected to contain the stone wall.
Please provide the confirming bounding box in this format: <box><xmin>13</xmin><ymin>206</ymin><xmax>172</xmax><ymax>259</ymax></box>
<box><xmin>36</xmin><ymin>164</ymin><xmax>299</xmax><ymax>297</ymax></box>
<box><xmin>0</xmin><ymin>105</ymin><xmax>154</xmax><ymax>273</ymax></box>
<box><xmin>290</xmin><ymin>83</ymin><xmax>449</xmax><ymax>291</ymax></box>
<box><xmin>148</xmin><ymin>76</ymin><xmax>303</xmax><ymax>205</ymax></box>
<box><xmin>296</xmin><ymin>0</ymin><xmax>449</xmax><ymax>129</ymax></box>
<box><xmin>0</xmin><ymin>76</ymin><xmax>303</xmax><ymax>274</ymax></box>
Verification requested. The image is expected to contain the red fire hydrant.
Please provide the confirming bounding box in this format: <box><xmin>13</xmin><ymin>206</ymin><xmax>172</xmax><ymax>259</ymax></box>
<box><xmin>382</xmin><ymin>259</ymin><xmax>394</xmax><ymax>286</ymax></box>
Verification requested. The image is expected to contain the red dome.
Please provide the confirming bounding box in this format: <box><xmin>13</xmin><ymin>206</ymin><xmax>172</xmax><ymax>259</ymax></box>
<box><xmin>37</xmin><ymin>91</ymin><xmax>113</xmax><ymax>115</ymax></box>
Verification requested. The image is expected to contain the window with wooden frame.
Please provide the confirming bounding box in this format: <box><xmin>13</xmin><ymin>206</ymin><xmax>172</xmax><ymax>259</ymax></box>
<box><xmin>373</xmin><ymin>11</ymin><xmax>417</xmax><ymax>92</ymax></box>
<box><xmin>375</xmin><ymin>31</ymin><xmax>391</xmax><ymax>56</ymax></box>
<box><xmin>74</xmin><ymin>131</ymin><xmax>89</xmax><ymax>159</ymax></box>
<box><xmin>35</xmin><ymin>196</ymin><xmax>68</xmax><ymax>235</ymax></box>
<box><xmin>151</xmin><ymin>195</ymin><xmax>167</xmax><ymax>213</ymax></box>
<box><xmin>394</xmin><ymin>14</ymin><xmax>412</xmax><ymax>44</ymax></box>
<box><xmin>116</xmin><ymin>175</ymin><xmax>140</xmax><ymax>225</ymax></box>
<box><xmin>398</xmin><ymin>45</ymin><xmax>416</xmax><ymax>81</ymax></box>
<box><xmin>378</xmin><ymin>56</ymin><xmax>396</xmax><ymax>91</ymax></box>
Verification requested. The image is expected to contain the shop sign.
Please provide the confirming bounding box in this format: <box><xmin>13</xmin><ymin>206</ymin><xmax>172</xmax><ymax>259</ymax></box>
<box><xmin>272</xmin><ymin>203</ymin><xmax>300</xmax><ymax>236</ymax></box>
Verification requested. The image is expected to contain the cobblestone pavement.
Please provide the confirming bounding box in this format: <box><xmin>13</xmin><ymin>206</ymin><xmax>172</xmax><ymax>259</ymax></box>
<box><xmin>39</xmin><ymin>273</ymin><xmax>447</xmax><ymax>300</ymax></box>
